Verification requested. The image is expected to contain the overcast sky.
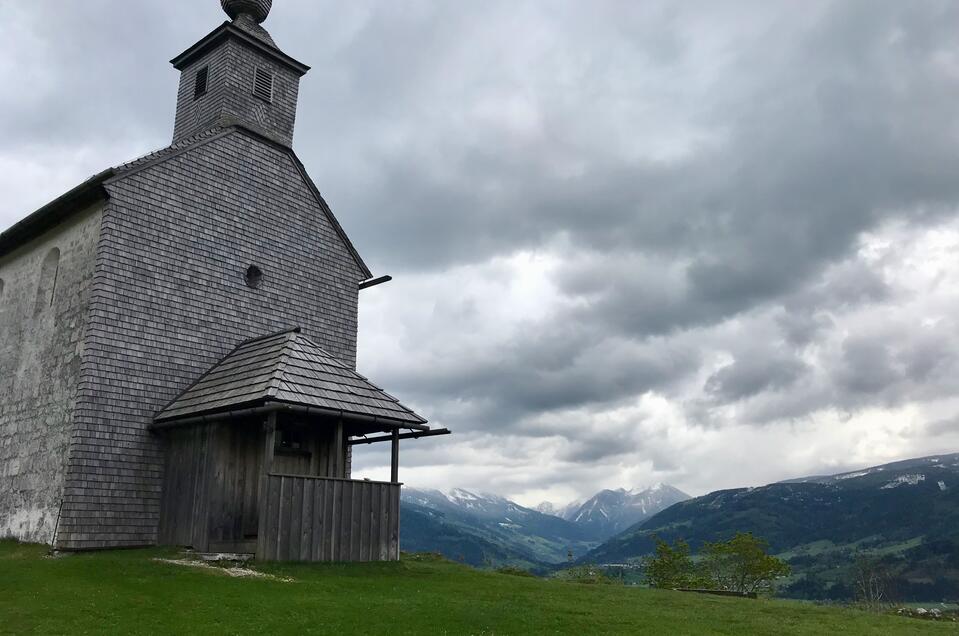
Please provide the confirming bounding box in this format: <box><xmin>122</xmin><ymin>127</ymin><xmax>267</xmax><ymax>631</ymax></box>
<box><xmin>3</xmin><ymin>0</ymin><xmax>959</xmax><ymax>507</ymax></box>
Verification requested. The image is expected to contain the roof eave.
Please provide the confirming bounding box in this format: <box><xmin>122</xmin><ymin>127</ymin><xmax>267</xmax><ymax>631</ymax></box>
<box><xmin>170</xmin><ymin>22</ymin><xmax>310</xmax><ymax>76</ymax></box>
<box><xmin>152</xmin><ymin>399</ymin><xmax>429</xmax><ymax>431</ymax></box>
<box><xmin>290</xmin><ymin>152</ymin><xmax>372</xmax><ymax>279</ymax></box>
<box><xmin>0</xmin><ymin>169</ymin><xmax>113</xmax><ymax>259</ymax></box>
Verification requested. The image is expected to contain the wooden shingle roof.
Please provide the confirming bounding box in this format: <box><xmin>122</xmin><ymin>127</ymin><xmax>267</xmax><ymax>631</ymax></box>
<box><xmin>154</xmin><ymin>329</ymin><xmax>427</xmax><ymax>427</ymax></box>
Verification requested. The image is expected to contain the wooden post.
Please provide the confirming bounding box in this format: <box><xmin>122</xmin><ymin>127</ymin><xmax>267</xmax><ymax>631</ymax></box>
<box><xmin>390</xmin><ymin>428</ymin><xmax>399</xmax><ymax>484</ymax></box>
<box><xmin>334</xmin><ymin>417</ymin><xmax>344</xmax><ymax>478</ymax></box>
<box><xmin>256</xmin><ymin>412</ymin><xmax>277</xmax><ymax>559</ymax></box>
<box><xmin>263</xmin><ymin>412</ymin><xmax>277</xmax><ymax>474</ymax></box>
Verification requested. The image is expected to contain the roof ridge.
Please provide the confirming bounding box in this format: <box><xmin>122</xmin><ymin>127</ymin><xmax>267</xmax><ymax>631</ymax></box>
<box><xmin>265</xmin><ymin>331</ymin><xmax>299</xmax><ymax>398</ymax></box>
<box><xmin>293</xmin><ymin>334</ymin><xmax>368</xmax><ymax>376</ymax></box>
<box><xmin>113</xmin><ymin>126</ymin><xmax>226</xmax><ymax>174</ymax></box>
<box><xmin>0</xmin><ymin>169</ymin><xmax>114</xmax><ymax>258</ymax></box>
<box><xmin>293</xmin><ymin>333</ymin><xmax>396</xmax><ymax>394</ymax></box>
<box><xmin>299</xmin><ymin>334</ymin><xmax>362</xmax><ymax>372</ymax></box>
<box><xmin>151</xmin><ymin>335</ymin><xmax>253</xmax><ymax>420</ymax></box>
<box><xmin>238</xmin><ymin>327</ymin><xmax>301</xmax><ymax>347</ymax></box>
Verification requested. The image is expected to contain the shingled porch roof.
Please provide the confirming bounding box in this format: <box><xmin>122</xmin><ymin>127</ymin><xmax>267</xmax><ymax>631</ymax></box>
<box><xmin>154</xmin><ymin>329</ymin><xmax>427</xmax><ymax>428</ymax></box>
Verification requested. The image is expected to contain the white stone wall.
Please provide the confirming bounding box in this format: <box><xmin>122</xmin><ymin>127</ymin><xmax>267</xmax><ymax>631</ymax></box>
<box><xmin>0</xmin><ymin>204</ymin><xmax>102</xmax><ymax>544</ymax></box>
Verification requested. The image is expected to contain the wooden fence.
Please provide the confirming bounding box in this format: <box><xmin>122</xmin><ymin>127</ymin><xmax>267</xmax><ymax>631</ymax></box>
<box><xmin>256</xmin><ymin>474</ymin><xmax>400</xmax><ymax>562</ymax></box>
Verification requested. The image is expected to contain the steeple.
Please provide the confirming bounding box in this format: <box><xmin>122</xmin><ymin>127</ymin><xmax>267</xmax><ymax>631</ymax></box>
<box><xmin>169</xmin><ymin>0</ymin><xmax>309</xmax><ymax>147</ymax></box>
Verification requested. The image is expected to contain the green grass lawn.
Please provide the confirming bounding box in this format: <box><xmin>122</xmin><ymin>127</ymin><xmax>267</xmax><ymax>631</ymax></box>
<box><xmin>0</xmin><ymin>541</ymin><xmax>953</xmax><ymax>635</ymax></box>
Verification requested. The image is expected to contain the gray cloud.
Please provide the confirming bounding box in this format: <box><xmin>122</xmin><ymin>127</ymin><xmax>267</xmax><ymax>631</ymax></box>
<box><xmin>926</xmin><ymin>417</ymin><xmax>959</xmax><ymax>437</ymax></box>
<box><xmin>705</xmin><ymin>353</ymin><xmax>808</xmax><ymax>403</ymax></box>
<box><xmin>383</xmin><ymin>326</ymin><xmax>702</xmax><ymax>433</ymax></box>
<box><xmin>835</xmin><ymin>337</ymin><xmax>901</xmax><ymax>395</ymax></box>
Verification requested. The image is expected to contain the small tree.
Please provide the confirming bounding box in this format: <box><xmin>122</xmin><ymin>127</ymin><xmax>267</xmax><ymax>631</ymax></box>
<box><xmin>851</xmin><ymin>555</ymin><xmax>891</xmax><ymax>611</ymax></box>
<box><xmin>700</xmin><ymin>533</ymin><xmax>790</xmax><ymax>595</ymax></box>
<box><xmin>643</xmin><ymin>537</ymin><xmax>700</xmax><ymax>589</ymax></box>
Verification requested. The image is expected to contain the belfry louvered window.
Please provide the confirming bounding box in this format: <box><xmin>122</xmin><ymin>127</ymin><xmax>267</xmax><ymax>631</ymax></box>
<box><xmin>253</xmin><ymin>67</ymin><xmax>274</xmax><ymax>102</ymax></box>
<box><xmin>194</xmin><ymin>66</ymin><xmax>209</xmax><ymax>100</ymax></box>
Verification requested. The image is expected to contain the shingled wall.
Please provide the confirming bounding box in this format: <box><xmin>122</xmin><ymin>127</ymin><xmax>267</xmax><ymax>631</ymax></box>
<box><xmin>0</xmin><ymin>205</ymin><xmax>103</xmax><ymax>544</ymax></box>
<box><xmin>172</xmin><ymin>38</ymin><xmax>302</xmax><ymax>146</ymax></box>
<box><xmin>55</xmin><ymin>129</ymin><xmax>365</xmax><ymax>549</ymax></box>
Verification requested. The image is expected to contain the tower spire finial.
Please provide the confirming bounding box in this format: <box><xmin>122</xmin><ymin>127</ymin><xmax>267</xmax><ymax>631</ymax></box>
<box><xmin>221</xmin><ymin>0</ymin><xmax>272</xmax><ymax>24</ymax></box>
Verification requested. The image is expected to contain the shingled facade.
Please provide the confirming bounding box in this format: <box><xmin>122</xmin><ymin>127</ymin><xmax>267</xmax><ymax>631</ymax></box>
<box><xmin>0</xmin><ymin>0</ymin><xmax>445</xmax><ymax>558</ymax></box>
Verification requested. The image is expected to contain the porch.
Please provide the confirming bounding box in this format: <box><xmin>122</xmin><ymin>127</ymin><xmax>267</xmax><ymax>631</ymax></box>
<box><xmin>151</xmin><ymin>329</ymin><xmax>449</xmax><ymax>562</ymax></box>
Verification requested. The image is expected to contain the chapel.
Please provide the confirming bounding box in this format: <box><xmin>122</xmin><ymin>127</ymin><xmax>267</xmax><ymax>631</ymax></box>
<box><xmin>0</xmin><ymin>0</ymin><xmax>446</xmax><ymax>561</ymax></box>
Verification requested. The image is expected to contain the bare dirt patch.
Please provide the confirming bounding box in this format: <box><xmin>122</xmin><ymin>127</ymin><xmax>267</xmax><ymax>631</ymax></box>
<box><xmin>154</xmin><ymin>558</ymin><xmax>294</xmax><ymax>582</ymax></box>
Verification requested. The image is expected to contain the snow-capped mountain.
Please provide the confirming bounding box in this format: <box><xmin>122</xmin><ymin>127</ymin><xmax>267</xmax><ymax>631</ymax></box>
<box><xmin>534</xmin><ymin>501</ymin><xmax>558</xmax><ymax>515</ymax></box>
<box><xmin>399</xmin><ymin>484</ymin><xmax>689</xmax><ymax>566</ymax></box>
<box><xmin>404</xmin><ymin>488</ymin><xmax>541</xmax><ymax>522</ymax></box>
<box><xmin>534</xmin><ymin>500</ymin><xmax>581</xmax><ymax>519</ymax></box>
<box><xmin>782</xmin><ymin>454</ymin><xmax>959</xmax><ymax>489</ymax></box>
<box><xmin>561</xmin><ymin>484</ymin><xmax>690</xmax><ymax>539</ymax></box>
<box><xmin>400</xmin><ymin>487</ymin><xmax>598</xmax><ymax>566</ymax></box>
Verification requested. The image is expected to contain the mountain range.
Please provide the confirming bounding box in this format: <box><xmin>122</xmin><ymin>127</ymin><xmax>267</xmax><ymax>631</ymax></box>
<box><xmin>544</xmin><ymin>483</ymin><xmax>690</xmax><ymax>539</ymax></box>
<box><xmin>400</xmin><ymin>453</ymin><xmax>959</xmax><ymax>600</ymax></box>
<box><xmin>400</xmin><ymin>484</ymin><xmax>688</xmax><ymax>568</ymax></box>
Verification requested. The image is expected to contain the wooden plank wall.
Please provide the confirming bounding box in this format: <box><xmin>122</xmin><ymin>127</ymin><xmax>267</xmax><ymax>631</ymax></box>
<box><xmin>256</xmin><ymin>475</ymin><xmax>400</xmax><ymax>562</ymax></box>
<box><xmin>157</xmin><ymin>421</ymin><xmax>261</xmax><ymax>552</ymax></box>
<box><xmin>158</xmin><ymin>425</ymin><xmax>221</xmax><ymax>550</ymax></box>
<box><xmin>271</xmin><ymin>423</ymin><xmax>344</xmax><ymax>478</ymax></box>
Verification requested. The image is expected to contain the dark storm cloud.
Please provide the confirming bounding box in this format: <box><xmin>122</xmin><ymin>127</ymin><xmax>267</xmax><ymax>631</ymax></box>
<box><xmin>926</xmin><ymin>417</ymin><xmax>959</xmax><ymax>437</ymax></box>
<box><xmin>775</xmin><ymin>310</ymin><xmax>834</xmax><ymax>347</ymax></box>
<box><xmin>382</xmin><ymin>324</ymin><xmax>701</xmax><ymax>432</ymax></box>
<box><xmin>705</xmin><ymin>353</ymin><xmax>808</xmax><ymax>403</ymax></box>
<box><xmin>326</xmin><ymin>0</ymin><xmax>959</xmax><ymax>284</ymax></box>
<box><xmin>832</xmin><ymin>328</ymin><xmax>959</xmax><ymax>403</ymax></box>
<box><xmin>283</xmin><ymin>0</ymin><xmax>959</xmax><ymax>371</ymax></box>
<box><xmin>727</xmin><ymin>314</ymin><xmax>959</xmax><ymax>427</ymax></box>
<box><xmin>559</xmin><ymin>434</ymin><xmax>637</xmax><ymax>464</ymax></box>
<box><xmin>835</xmin><ymin>337</ymin><xmax>900</xmax><ymax>395</ymax></box>
<box><xmin>8</xmin><ymin>1</ymin><xmax>959</xmax><ymax>294</ymax></box>
<box><xmin>0</xmin><ymin>2</ymin><xmax>223</xmax><ymax>149</ymax></box>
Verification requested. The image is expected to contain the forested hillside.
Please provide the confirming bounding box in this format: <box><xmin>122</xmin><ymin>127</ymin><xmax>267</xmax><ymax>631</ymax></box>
<box><xmin>582</xmin><ymin>454</ymin><xmax>959</xmax><ymax>600</ymax></box>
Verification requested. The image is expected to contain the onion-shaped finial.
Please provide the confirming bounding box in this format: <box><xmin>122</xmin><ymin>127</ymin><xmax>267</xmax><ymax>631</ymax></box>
<box><xmin>221</xmin><ymin>0</ymin><xmax>272</xmax><ymax>24</ymax></box>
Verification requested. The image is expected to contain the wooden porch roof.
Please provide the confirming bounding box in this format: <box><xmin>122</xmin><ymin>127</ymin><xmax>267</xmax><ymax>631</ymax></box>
<box><xmin>154</xmin><ymin>329</ymin><xmax>427</xmax><ymax>427</ymax></box>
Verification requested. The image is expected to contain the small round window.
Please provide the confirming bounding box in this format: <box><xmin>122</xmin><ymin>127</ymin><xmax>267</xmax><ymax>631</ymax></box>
<box><xmin>245</xmin><ymin>265</ymin><xmax>263</xmax><ymax>289</ymax></box>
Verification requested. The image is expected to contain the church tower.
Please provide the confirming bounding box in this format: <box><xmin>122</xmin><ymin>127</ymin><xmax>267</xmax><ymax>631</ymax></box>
<box><xmin>170</xmin><ymin>0</ymin><xmax>309</xmax><ymax>146</ymax></box>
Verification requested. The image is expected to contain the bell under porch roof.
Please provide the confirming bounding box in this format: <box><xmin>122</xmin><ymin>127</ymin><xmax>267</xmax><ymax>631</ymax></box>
<box><xmin>154</xmin><ymin>328</ymin><xmax>428</xmax><ymax>428</ymax></box>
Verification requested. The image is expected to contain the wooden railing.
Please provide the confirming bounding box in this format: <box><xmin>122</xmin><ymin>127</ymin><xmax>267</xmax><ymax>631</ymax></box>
<box><xmin>256</xmin><ymin>474</ymin><xmax>400</xmax><ymax>562</ymax></box>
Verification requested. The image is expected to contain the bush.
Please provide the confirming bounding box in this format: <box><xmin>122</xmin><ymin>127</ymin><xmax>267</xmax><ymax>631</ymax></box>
<box><xmin>643</xmin><ymin>538</ymin><xmax>707</xmax><ymax>589</ymax></box>
<box><xmin>495</xmin><ymin>566</ymin><xmax>536</xmax><ymax>577</ymax></box>
<box><xmin>554</xmin><ymin>565</ymin><xmax>616</xmax><ymax>584</ymax></box>
<box><xmin>644</xmin><ymin>533</ymin><xmax>790</xmax><ymax>596</ymax></box>
<box><xmin>401</xmin><ymin>552</ymin><xmax>452</xmax><ymax>564</ymax></box>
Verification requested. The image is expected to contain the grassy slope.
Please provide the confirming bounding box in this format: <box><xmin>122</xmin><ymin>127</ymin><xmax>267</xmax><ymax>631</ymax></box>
<box><xmin>0</xmin><ymin>542</ymin><xmax>951</xmax><ymax>635</ymax></box>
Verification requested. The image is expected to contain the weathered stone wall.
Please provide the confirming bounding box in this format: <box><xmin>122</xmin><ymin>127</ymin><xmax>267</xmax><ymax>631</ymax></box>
<box><xmin>56</xmin><ymin>129</ymin><xmax>365</xmax><ymax>549</ymax></box>
<box><xmin>0</xmin><ymin>204</ymin><xmax>102</xmax><ymax>544</ymax></box>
